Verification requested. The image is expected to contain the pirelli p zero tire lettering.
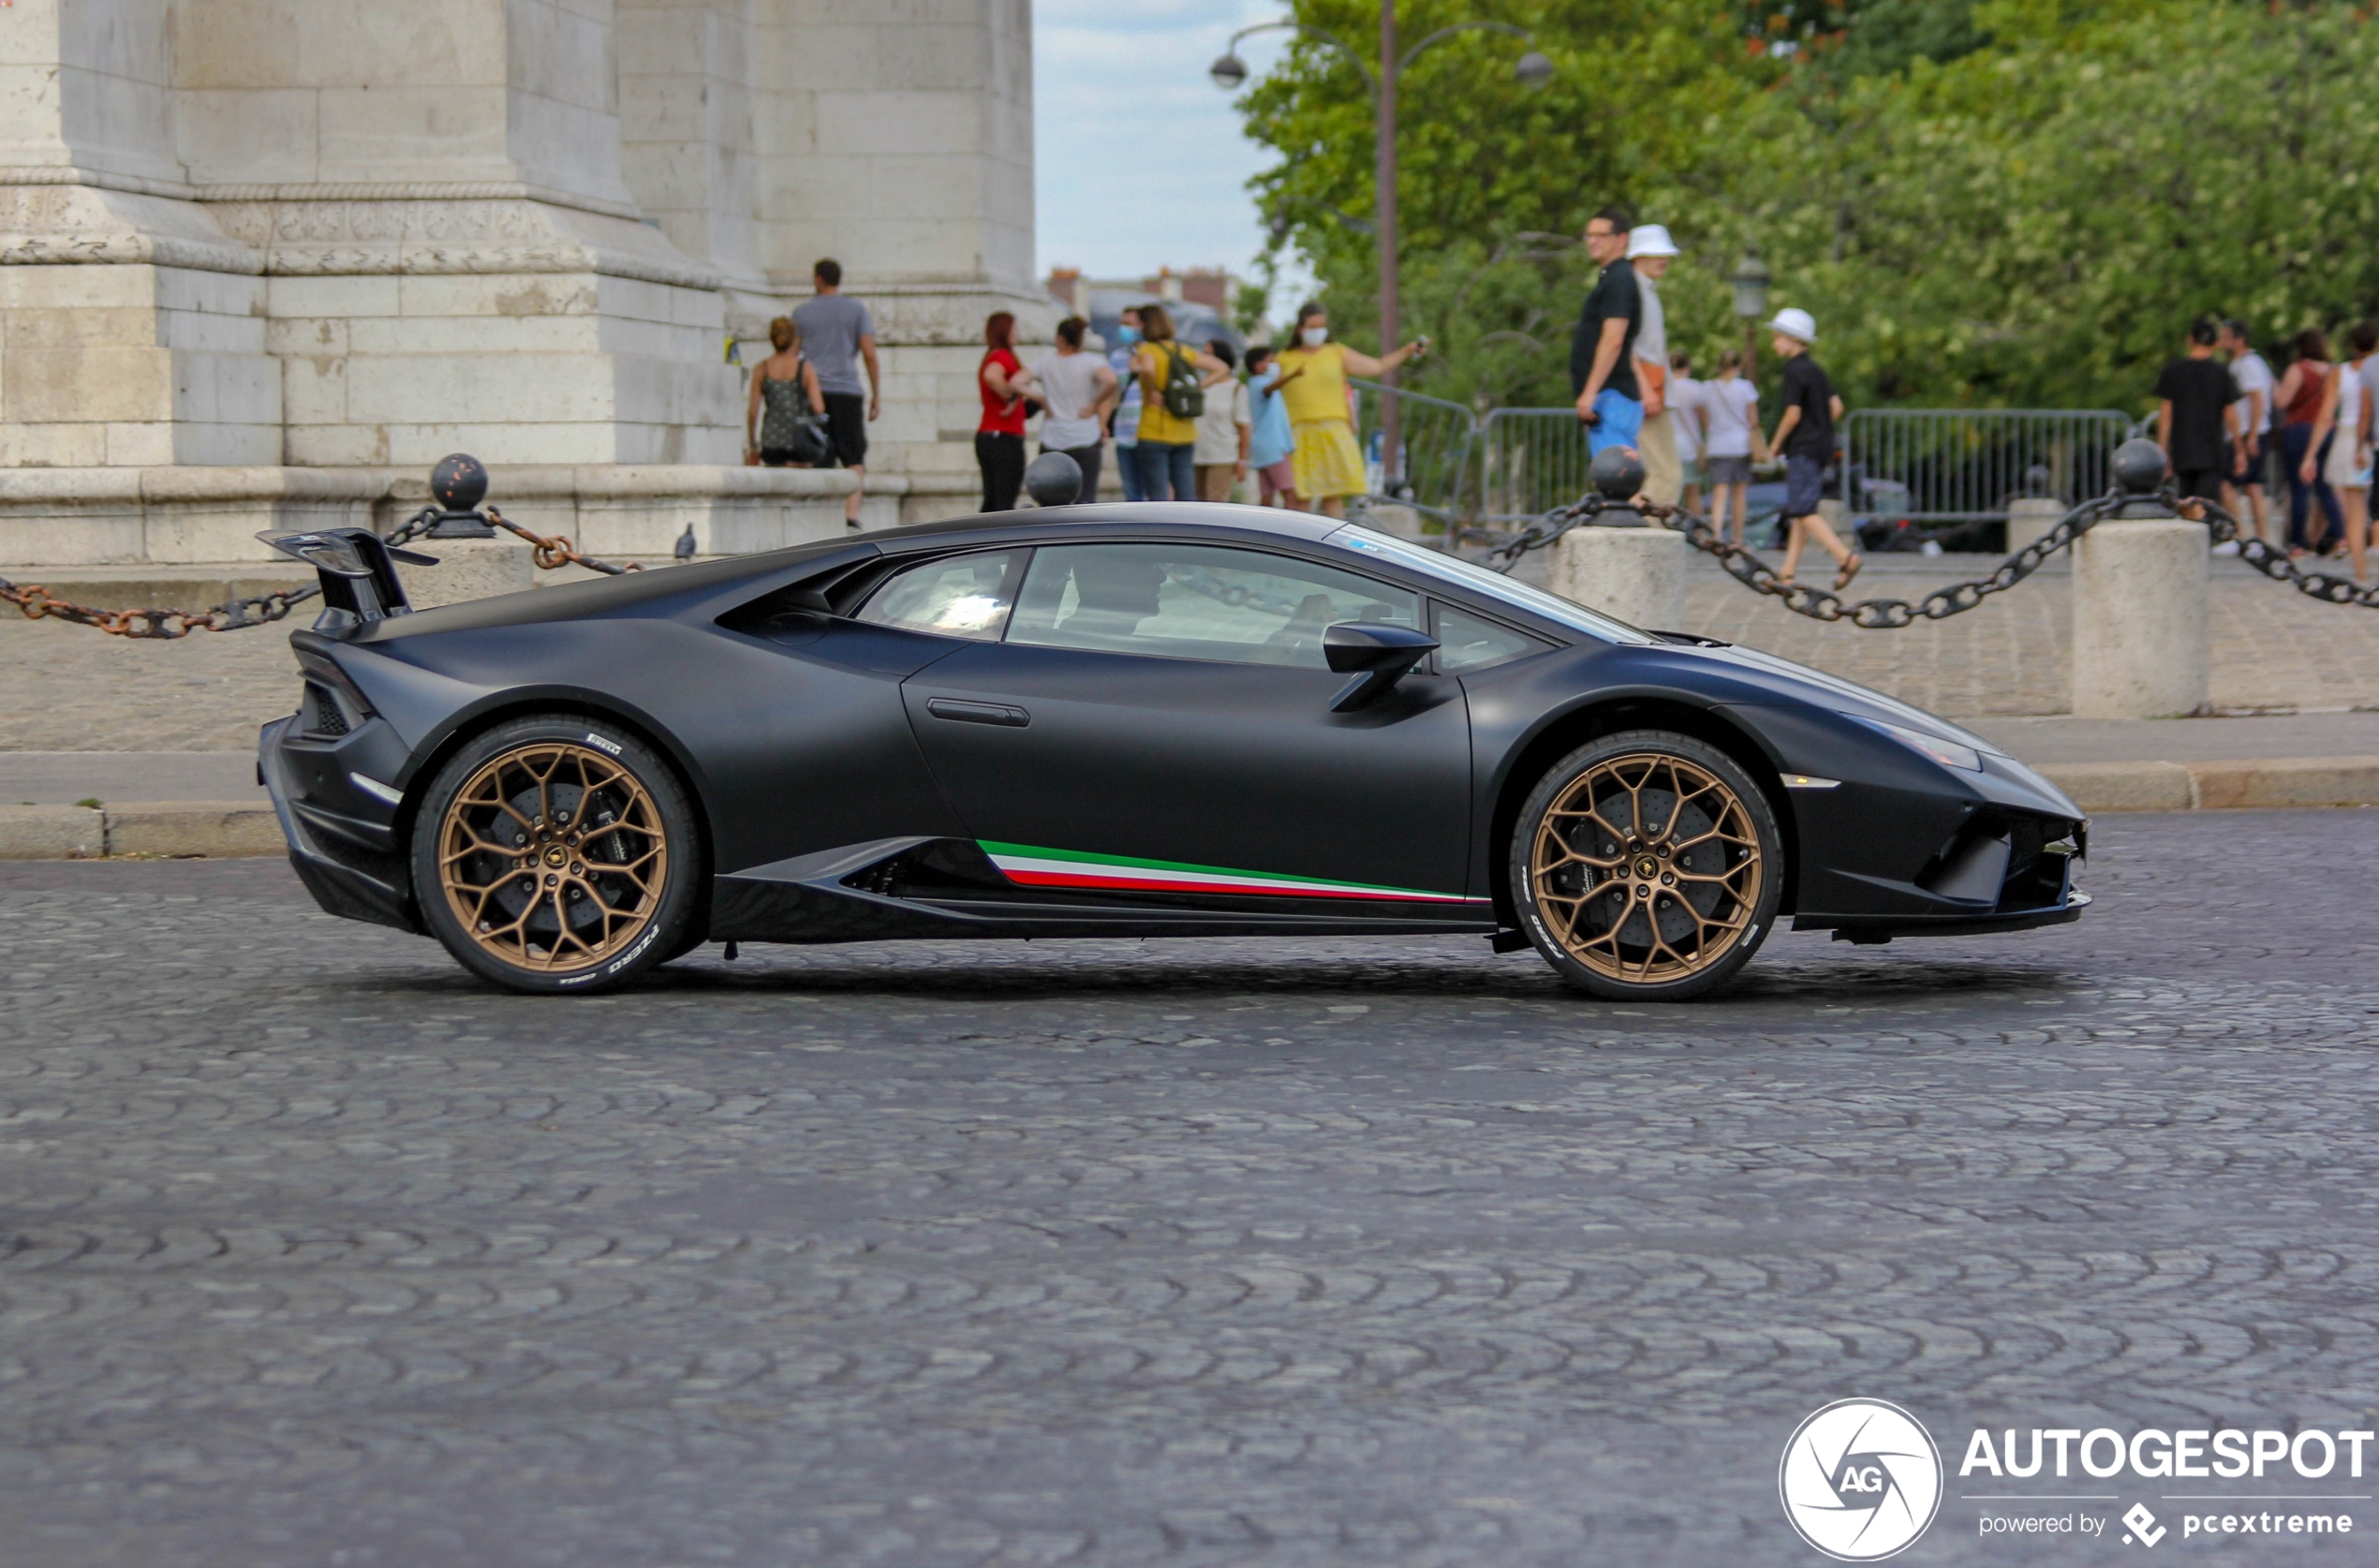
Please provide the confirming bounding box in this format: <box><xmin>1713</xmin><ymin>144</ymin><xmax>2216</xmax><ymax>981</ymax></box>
<box><xmin>411</xmin><ymin>716</ymin><xmax>700</xmax><ymax>996</ymax></box>
<box><xmin>1512</xmin><ymin>729</ymin><xmax>1783</xmax><ymax>1001</ymax></box>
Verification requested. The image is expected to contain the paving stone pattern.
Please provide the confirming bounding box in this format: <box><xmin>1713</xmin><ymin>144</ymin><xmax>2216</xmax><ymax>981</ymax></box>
<box><xmin>4</xmin><ymin>813</ymin><xmax>2377</xmax><ymax>1566</ymax></box>
<box><xmin>10</xmin><ymin>557</ymin><xmax>2379</xmax><ymax>750</ymax></box>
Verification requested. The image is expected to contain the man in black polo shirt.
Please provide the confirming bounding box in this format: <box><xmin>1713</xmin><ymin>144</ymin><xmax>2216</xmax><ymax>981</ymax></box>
<box><xmin>1764</xmin><ymin>307</ymin><xmax>1860</xmax><ymax>589</ymax></box>
<box><xmin>2157</xmin><ymin>317</ymin><xmax>2240</xmax><ymax>503</ymax></box>
<box><xmin>1569</xmin><ymin>207</ymin><xmax>1643</xmax><ymax>457</ymax></box>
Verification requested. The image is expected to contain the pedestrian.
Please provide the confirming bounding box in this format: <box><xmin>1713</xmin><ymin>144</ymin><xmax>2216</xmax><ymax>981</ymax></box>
<box><xmin>1700</xmin><ymin>348</ymin><xmax>1761</xmax><ymax>546</ymax></box>
<box><xmin>1669</xmin><ymin>349</ymin><xmax>1707</xmax><ymax>516</ymax></box>
<box><xmin>1243</xmin><ymin>344</ymin><xmax>1304</xmax><ymax>510</ymax></box>
<box><xmin>1192</xmin><ymin>339</ymin><xmax>1252</xmax><ymax>502</ymax></box>
<box><xmin>1569</xmin><ymin>207</ymin><xmax>1643</xmax><ymax>460</ymax></box>
<box><xmin>1627</xmin><ymin>223</ymin><xmax>1682</xmax><ymax>504</ymax></box>
<box><xmin>2219</xmin><ymin>319</ymin><xmax>2274</xmax><ymax>545</ymax></box>
<box><xmin>975</xmin><ymin>311</ymin><xmax>1028</xmax><ymax>512</ymax></box>
<box><xmin>1108</xmin><ymin>305</ymin><xmax>1145</xmax><ymax>501</ymax></box>
<box><xmin>790</xmin><ymin>259</ymin><xmax>879</xmax><ymax>528</ymax></box>
<box><xmin>2276</xmin><ymin>328</ymin><xmax>2343</xmax><ymax>556</ymax></box>
<box><xmin>2154</xmin><ymin>316</ymin><xmax>2239</xmax><ymax>505</ymax></box>
<box><xmin>1763</xmin><ymin>308</ymin><xmax>1859</xmax><ymax>589</ymax></box>
<box><xmin>1126</xmin><ymin>304</ymin><xmax>1231</xmax><ymax>502</ymax></box>
<box><xmin>1015</xmin><ymin>316</ymin><xmax>1116</xmax><ymax>505</ymax></box>
<box><xmin>2304</xmin><ymin>319</ymin><xmax>2374</xmax><ymax>580</ymax></box>
<box><xmin>1276</xmin><ymin>302</ymin><xmax>1426</xmax><ymax>519</ymax></box>
<box><xmin>743</xmin><ymin>316</ymin><xmax>824</xmax><ymax>467</ymax></box>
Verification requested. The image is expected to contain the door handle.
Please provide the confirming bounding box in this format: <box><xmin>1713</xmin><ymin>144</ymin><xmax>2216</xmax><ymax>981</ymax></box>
<box><xmin>925</xmin><ymin>697</ymin><xmax>1030</xmax><ymax>728</ymax></box>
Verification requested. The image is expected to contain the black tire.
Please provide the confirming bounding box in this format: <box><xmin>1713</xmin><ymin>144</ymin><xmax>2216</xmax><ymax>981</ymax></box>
<box><xmin>411</xmin><ymin>715</ymin><xmax>700</xmax><ymax>995</ymax></box>
<box><xmin>1510</xmin><ymin>730</ymin><xmax>1782</xmax><ymax>1001</ymax></box>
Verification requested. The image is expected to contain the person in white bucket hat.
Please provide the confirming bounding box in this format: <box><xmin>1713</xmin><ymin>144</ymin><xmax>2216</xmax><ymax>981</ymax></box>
<box><xmin>1627</xmin><ymin>224</ymin><xmax>1685</xmax><ymax>505</ymax></box>
<box><xmin>1762</xmin><ymin>306</ymin><xmax>1862</xmax><ymax>589</ymax></box>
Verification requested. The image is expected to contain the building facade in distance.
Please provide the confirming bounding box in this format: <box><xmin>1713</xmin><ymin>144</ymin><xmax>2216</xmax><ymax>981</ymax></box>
<box><xmin>0</xmin><ymin>0</ymin><xmax>1048</xmax><ymax>564</ymax></box>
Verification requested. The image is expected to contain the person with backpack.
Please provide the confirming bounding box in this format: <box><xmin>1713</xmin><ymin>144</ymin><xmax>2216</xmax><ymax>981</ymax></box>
<box><xmin>1277</xmin><ymin>302</ymin><xmax>1427</xmax><ymax>519</ymax></box>
<box><xmin>744</xmin><ymin>316</ymin><xmax>826</xmax><ymax>468</ymax></box>
<box><xmin>1125</xmin><ymin>303</ymin><xmax>1231</xmax><ymax>502</ymax></box>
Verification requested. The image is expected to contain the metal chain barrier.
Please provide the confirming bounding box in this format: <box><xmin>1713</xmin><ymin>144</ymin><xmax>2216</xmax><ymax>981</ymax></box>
<box><xmin>0</xmin><ymin>501</ymin><xmax>649</xmax><ymax>641</ymax></box>
<box><xmin>0</xmin><ymin>574</ymin><xmax>322</xmax><ymax>640</ymax></box>
<box><xmin>1487</xmin><ymin>488</ymin><xmax>2120</xmax><ymax>628</ymax></box>
<box><xmin>2182</xmin><ymin>496</ymin><xmax>2379</xmax><ymax>609</ymax></box>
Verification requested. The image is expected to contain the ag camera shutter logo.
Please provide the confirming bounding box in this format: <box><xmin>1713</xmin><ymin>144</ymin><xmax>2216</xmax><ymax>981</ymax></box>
<box><xmin>1780</xmin><ymin>1398</ymin><xmax>1944</xmax><ymax>1560</ymax></box>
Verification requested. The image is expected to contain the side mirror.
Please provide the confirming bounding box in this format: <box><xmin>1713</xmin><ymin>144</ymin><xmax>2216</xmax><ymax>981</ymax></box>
<box><xmin>1323</xmin><ymin>621</ymin><xmax>1439</xmax><ymax>711</ymax></box>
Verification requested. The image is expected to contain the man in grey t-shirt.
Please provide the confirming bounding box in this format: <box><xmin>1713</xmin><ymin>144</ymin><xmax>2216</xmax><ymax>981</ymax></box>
<box><xmin>790</xmin><ymin>259</ymin><xmax>880</xmax><ymax>526</ymax></box>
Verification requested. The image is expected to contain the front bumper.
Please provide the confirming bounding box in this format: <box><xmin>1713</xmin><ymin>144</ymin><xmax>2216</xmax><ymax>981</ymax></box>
<box><xmin>259</xmin><ymin>714</ymin><xmax>422</xmax><ymax>933</ymax></box>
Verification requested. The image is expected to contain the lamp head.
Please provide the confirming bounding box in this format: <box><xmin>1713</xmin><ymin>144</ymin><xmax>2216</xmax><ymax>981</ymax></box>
<box><xmin>1209</xmin><ymin>52</ymin><xmax>1249</xmax><ymax>91</ymax></box>
<box><xmin>1729</xmin><ymin>246</ymin><xmax>1771</xmax><ymax>321</ymax></box>
<box><xmin>1515</xmin><ymin>50</ymin><xmax>1554</xmax><ymax>88</ymax></box>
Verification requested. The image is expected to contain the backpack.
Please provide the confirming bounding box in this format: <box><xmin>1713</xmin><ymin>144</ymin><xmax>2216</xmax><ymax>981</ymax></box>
<box><xmin>1157</xmin><ymin>343</ymin><xmax>1205</xmax><ymax>422</ymax></box>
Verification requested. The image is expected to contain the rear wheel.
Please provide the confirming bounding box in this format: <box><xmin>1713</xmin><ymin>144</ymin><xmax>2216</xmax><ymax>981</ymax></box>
<box><xmin>412</xmin><ymin>717</ymin><xmax>698</xmax><ymax>994</ymax></box>
<box><xmin>1511</xmin><ymin>731</ymin><xmax>1781</xmax><ymax>1001</ymax></box>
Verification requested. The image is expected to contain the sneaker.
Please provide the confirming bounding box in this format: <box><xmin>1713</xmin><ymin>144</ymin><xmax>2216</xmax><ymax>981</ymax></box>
<box><xmin>2211</xmin><ymin>540</ymin><xmax>2240</xmax><ymax>555</ymax></box>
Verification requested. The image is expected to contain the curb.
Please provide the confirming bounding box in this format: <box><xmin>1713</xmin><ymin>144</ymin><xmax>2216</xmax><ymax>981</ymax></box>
<box><xmin>3</xmin><ymin>762</ymin><xmax>2377</xmax><ymax>861</ymax></box>
<box><xmin>0</xmin><ymin>801</ymin><xmax>281</xmax><ymax>860</ymax></box>
<box><xmin>2037</xmin><ymin>756</ymin><xmax>2379</xmax><ymax>813</ymax></box>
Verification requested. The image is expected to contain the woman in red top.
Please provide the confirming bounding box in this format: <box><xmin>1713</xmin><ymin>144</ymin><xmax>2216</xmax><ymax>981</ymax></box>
<box><xmin>977</xmin><ymin>312</ymin><xmax>1029</xmax><ymax>512</ymax></box>
<box><xmin>2276</xmin><ymin>328</ymin><xmax>2343</xmax><ymax>555</ymax></box>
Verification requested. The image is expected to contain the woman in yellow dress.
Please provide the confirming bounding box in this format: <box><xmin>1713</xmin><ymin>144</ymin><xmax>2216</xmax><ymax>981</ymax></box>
<box><xmin>1274</xmin><ymin>301</ymin><xmax>1429</xmax><ymax>517</ymax></box>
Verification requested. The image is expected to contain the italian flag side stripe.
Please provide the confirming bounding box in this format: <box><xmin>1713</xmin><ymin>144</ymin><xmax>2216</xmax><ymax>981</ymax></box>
<box><xmin>980</xmin><ymin>841</ymin><xmax>1485</xmax><ymax>904</ymax></box>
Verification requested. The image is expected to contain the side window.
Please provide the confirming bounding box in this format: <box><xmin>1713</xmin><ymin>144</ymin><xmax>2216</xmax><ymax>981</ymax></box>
<box><xmin>1435</xmin><ymin>603</ymin><xmax>1549</xmax><ymax>673</ymax></box>
<box><xmin>1007</xmin><ymin>543</ymin><xmax>1421</xmax><ymax>669</ymax></box>
<box><xmin>854</xmin><ymin>550</ymin><xmax>1022</xmax><ymax>641</ymax></box>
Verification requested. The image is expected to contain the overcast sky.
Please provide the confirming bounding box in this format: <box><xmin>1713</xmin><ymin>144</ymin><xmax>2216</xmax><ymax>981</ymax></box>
<box><xmin>1033</xmin><ymin>0</ymin><xmax>1304</xmax><ymax>296</ymax></box>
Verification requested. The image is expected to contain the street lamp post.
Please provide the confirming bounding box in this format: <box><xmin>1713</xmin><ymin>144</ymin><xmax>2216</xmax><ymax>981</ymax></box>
<box><xmin>1730</xmin><ymin>244</ymin><xmax>1771</xmax><ymax>381</ymax></box>
<box><xmin>1214</xmin><ymin>7</ymin><xmax>1551</xmax><ymax>497</ymax></box>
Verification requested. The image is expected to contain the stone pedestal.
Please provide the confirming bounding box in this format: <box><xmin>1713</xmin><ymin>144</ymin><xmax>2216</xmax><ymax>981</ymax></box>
<box><xmin>2007</xmin><ymin>497</ymin><xmax>2064</xmax><ymax>557</ymax></box>
<box><xmin>1551</xmin><ymin>525</ymin><xmax>1686</xmax><ymax>631</ymax></box>
<box><xmin>397</xmin><ymin>536</ymin><xmax>534</xmax><ymax>611</ymax></box>
<box><xmin>2072</xmin><ymin>519</ymin><xmax>2209</xmax><ymax>718</ymax></box>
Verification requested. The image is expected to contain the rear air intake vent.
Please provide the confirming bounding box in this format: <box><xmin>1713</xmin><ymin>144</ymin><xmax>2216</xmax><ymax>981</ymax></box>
<box><xmin>303</xmin><ymin>682</ymin><xmax>350</xmax><ymax>737</ymax></box>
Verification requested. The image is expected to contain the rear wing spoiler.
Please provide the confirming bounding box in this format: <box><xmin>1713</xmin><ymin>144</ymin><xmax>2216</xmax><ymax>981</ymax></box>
<box><xmin>259</xmin><ymin>526</ymin><xmax>437</xmax><ymax>626</ymax></box>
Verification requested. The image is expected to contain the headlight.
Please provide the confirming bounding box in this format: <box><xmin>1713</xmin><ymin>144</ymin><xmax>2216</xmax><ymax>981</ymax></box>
<box><xmin>1847</xmin><ymin>714</ymin><xmax>1982</xmax><ymax>772</ymax></box>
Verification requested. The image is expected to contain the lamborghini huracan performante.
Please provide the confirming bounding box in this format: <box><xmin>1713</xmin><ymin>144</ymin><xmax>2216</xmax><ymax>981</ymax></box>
<box><xmin>257</xmin><ymin>508</ymin><xmax>2088</xmax><ymax>998</ymax></box>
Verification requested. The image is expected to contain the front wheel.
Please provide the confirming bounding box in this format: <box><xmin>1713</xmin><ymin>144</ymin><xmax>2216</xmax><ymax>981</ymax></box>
<box><xmin>1511</xmin><ymin>731</ymin><xmax>1781</xmax><ymax>1001</ymax></box>
<box><xmin>411</xmin><ymin>716</ymin><xmax>699</xmax><ymax>995</ymax></box>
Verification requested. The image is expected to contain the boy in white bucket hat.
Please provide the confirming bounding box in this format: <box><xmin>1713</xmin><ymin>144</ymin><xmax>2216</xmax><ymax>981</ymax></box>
<box><xmin>1764</xmin><ymin>306</ymin><xmax>1861</xmax><ymax>589</ymax></box>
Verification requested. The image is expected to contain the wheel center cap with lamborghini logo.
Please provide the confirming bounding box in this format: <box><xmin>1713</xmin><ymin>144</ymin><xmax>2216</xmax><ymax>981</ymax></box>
<box><xmin>1779</xmin><ymin>1398</ymin><xmax>1943</xmax><ymax>1560</ymax></box>
<box><xmin>1635</xmin><ymin>856</ymin><xmax>1660</xmax><ymax>879</ymax></box>
<box><xmin>544</xmin><ymin>845</ymin><xmax>569</xmax><ymax>867</ymax></box>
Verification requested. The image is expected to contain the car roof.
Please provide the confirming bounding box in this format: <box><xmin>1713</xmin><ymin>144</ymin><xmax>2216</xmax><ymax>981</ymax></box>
<box><xmin>873</xmin><ymin>503</ymin><xmax>1343</xmax><ymax>553</ymax></box>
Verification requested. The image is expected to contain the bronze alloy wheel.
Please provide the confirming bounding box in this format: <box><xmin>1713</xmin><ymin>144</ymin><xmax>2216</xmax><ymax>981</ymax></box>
<box><xmin>1529</xmin><ymin>749</ymin><xmax>1766</xmax><ymax>986</ymax></box>
<box><xmin>436</xmin><ymin>740</ymin><xmax>670</xmax><ymax>976</ymax></box>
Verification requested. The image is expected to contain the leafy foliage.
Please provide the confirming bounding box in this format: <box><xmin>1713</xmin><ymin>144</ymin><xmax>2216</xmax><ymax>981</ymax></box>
<box><xmin>1234</xmin><ymin>0</ymin><xmax>2379</xmax><ymax>413</ymax></box>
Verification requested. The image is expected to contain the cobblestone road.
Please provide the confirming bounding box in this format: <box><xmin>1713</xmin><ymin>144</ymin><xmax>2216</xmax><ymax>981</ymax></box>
<box><xmin>10</xmin><ymin>555</ymin><xmax>2379</xmax><ymax>750</ymax></box>
<box><xmin>4</xmin><ymin>813</ymin><xmax>2377</xmax><ymax>1565</ymax></box>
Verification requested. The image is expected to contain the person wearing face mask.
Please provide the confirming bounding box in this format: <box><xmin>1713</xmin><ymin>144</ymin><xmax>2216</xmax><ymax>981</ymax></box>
<box><xmin>1275</xmin><ymin>302</ymin><xmax>1427</xmax><ymax>518</ymax></box>
<box><xmin>1106</xmin><ymin>306</ymin><xmax>1147</xmax><ymax>501</ymax></box>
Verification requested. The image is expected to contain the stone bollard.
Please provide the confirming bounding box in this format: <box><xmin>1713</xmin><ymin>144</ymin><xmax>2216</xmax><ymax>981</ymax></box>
<box><xmin>2006</xmin><ymin>496</ymin><xmax>2063</xmax><ymax>557</ymax></box>
<box><xmin>392</xmin><ymin>452</ymin><xmax>536</xmax><ymax>611</ymax></box>
<box><xmin>1547</xmin><ymin>448</ymin><xmax>1687</xmax><ymax>631</ymax></box>
<box><xmin>2070</xmin><ymin>440</ymin><xmax>2209</xmax><ymax>718</ymax></box>
<box><xmin>399</xmin><ymin>536</ymin><xmax>534</xmax><ymax>610</ymax></box>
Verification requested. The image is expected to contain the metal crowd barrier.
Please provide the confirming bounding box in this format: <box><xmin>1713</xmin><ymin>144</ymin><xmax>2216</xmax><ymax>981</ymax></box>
<box><xmin>1349</xmin><ymin>378</ymin><xmax>1478</xmax><ymax>517</ymax></box>
<box><xmin>1842</xmin><ymin>407</ymin><xmax>2135</xmax><ymax>525</ymax></box>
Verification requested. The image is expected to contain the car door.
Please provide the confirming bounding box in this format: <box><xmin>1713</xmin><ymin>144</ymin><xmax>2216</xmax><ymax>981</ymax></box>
<box><xmin>894</xmin><ymin>539</ymin><xmax>1478</xmax><ymax>910</ymax></box>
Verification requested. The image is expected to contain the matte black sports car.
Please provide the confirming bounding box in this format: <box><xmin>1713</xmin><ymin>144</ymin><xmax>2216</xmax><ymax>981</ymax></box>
<box><xmin>257</xmin><ymin>506</ymin><xmax>2088</xmax><ymax>999</ymax></box>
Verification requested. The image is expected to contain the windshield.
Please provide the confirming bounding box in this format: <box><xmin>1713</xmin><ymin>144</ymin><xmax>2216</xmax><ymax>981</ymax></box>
<box><xmin>1325</xmin><ymin>524</ymin><xmax>1651</xmax><ymax>644</ymax></box>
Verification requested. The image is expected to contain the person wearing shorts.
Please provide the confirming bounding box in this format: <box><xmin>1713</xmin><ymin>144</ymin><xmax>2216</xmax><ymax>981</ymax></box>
<box><xmin>1243</xmin><ymin>345</ymin><xmax>1302</xmax><ymax>510</ymax></box>
<box><xmin>1765</xmin><ymin>309</ymin><xmax>1859</xmax><ymax>590</ymax></box>
<box><xmin>791</xmin><ymin>259</ymin><xmax>879</xmax><ymax>527</ymax></box>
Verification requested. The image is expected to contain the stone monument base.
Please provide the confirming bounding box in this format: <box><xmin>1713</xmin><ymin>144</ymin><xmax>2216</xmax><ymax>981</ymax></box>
<box><xmin>0</xmin><ymin>466</ymin><xmax>985</xmax><ymax>569</ymax></box>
